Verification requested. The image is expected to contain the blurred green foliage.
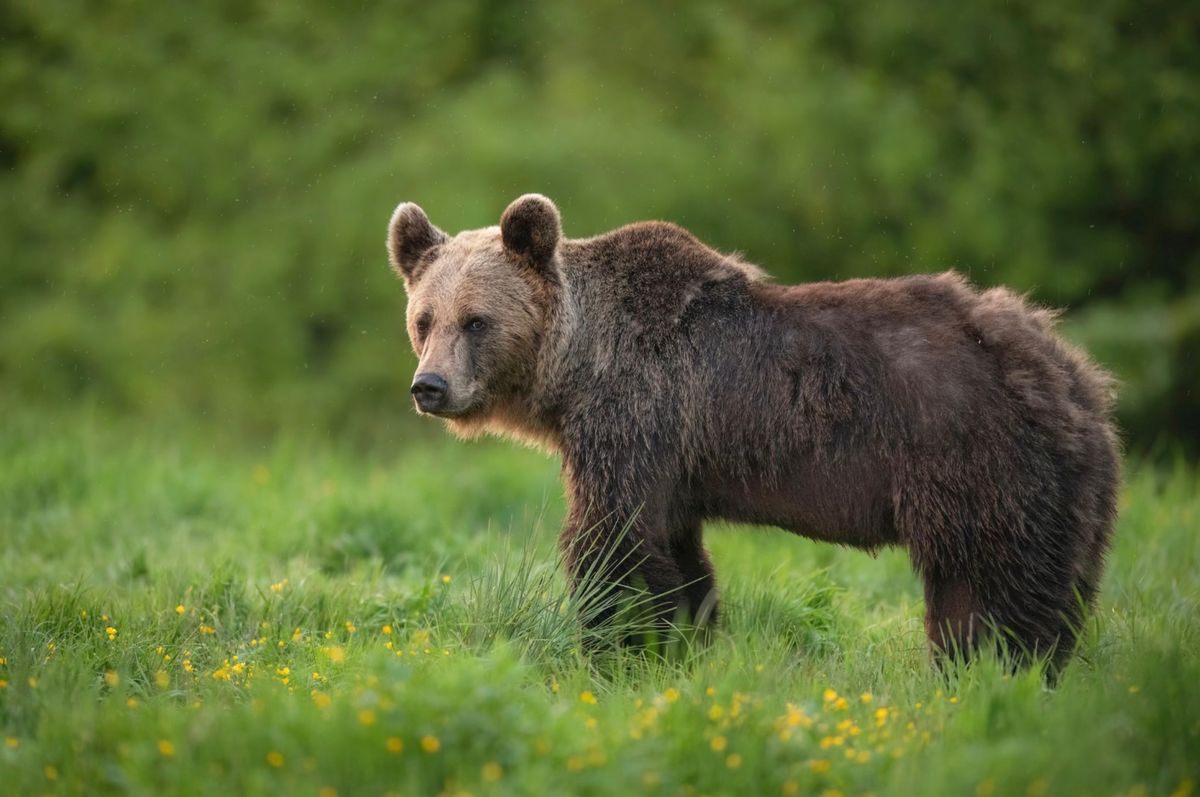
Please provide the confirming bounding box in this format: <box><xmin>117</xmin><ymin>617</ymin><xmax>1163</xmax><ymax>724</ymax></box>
<box><xmin>1</xmin><ymin>1</ymin><xmax>1197</xmax><ymax>449</ymax></box>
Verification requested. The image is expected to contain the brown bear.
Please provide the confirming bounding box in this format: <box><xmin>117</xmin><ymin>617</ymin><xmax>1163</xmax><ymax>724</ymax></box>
<box><xmin>387</xmin><ymin>193</ymin><xmax>1120</xmax><ymax>672</ymax></box>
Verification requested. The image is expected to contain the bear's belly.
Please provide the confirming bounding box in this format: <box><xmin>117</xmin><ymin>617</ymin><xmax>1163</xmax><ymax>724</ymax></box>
<box><xmin>705</xmin><ymin>455</ymin><xmax>898</xmax><ymax>549</ymax></box>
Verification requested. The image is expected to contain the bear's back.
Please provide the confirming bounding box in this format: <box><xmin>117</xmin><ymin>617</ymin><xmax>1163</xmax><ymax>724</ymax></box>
<box><xmin>563</xmin><ymin>221</ymin><xmax>763</xmax><ymax>334</ymax></box>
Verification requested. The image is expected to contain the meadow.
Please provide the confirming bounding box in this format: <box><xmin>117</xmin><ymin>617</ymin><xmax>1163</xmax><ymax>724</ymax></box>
<box><xmin>1</xmin><ymin>405</ymin><xmax>1197</xmax><ymax>797</ymax></box>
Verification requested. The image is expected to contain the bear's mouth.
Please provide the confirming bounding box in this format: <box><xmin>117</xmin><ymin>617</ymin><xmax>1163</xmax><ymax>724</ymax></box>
<box><xmin>419</xmin><ymin>406</ymin><xmax>467</xmax><ymax>419</ymax></box>
<box><xmin>413</xmin><ymin>397</ymin><xmax>482</xmax><ymax>420</ymax></box>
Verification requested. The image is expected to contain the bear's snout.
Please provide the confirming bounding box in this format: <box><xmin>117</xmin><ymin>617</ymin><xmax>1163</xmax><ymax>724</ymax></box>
<box><xmin>411</xmin><ymin>372</ymin><xmax>449</xmax><ymax>414</ymax></box>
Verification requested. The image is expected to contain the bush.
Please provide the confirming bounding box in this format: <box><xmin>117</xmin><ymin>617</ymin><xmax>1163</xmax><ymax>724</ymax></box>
<box><xmin>1</xmin><ymin>2</ymin><xmax>1196</xmax><ymax>450</ymax></box>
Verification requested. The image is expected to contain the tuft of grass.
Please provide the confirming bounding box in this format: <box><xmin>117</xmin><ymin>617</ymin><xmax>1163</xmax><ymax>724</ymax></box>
<box><xmin>1</xmin><ymin>406</ymin><xmax>1198</xmax><ymax>796</ymax></box>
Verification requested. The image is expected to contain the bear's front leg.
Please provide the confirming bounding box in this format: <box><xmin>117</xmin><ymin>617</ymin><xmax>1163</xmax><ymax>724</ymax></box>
<box><xmin>559</xmin><ymin>505</ymin><xmax>689</xmax><ymax>647</ymax></box>
<box><xmin>670</xmin><ymin>521</ymin><xmax>720</xmax><ymax>626</ymax></box>
<box><xmin>558</xmin><ymin>415</ymin><xmax>712</xmax><ymax>647</ymax></box>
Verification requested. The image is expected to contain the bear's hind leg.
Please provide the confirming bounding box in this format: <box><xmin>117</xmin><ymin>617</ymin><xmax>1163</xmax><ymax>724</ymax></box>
<box><xmin>922</xmin><ymin>573</ymin><xmax>986</xmax><ymax>666</ymax></box>
<box><xmin>924</xmin><ymin>568</ymin><xmax>1086</xmax><ymax>676</ymax></box>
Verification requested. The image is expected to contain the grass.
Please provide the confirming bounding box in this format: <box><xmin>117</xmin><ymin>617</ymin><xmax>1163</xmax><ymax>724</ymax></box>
<box><xmin>1</xmin><ymin>406</ymin><xmax>1197</xmax><ymax>797</ymax></box>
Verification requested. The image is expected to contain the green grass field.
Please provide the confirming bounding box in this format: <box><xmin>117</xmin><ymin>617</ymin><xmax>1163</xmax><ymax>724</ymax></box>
<box><xmin>1</xmin><ymin>407</ymin><xmax>1197</xmax><ymax>797</ymax></box>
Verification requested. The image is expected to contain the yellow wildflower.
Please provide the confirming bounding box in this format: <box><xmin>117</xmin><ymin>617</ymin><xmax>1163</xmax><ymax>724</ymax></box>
<box><xmin>579</xmin><ymin>690</ymin><xmax>597</xmax><ymax>705</ymax></box>
<box><xmin>809</xmin><ymin>758</ymin><xmax>831</xmax><ymax>774</ymax></box>
<box><xmin>175</xmin><ymin>605</ymin><xmax>185</xmax><ymax>615</ymax></box>
<box><xmin>420</xmin><ymin>735</ymin><xmax>440</xmax><ymax>753</ymax></box>
<box><xmin>664</xmin><ymin>687</ymin><xmax>680</xmax><ymax>703</ymax></box>
<box><xmin>382</xmin><ymin>625</ymin><xmax>393</xmax><ymax>635</ymax></box>
<box><xmin>358</xmin><ymin>709</ymin><xmax>377</xmax><ymax>726</ymax></box>
<box><xmin>386</xmin><ymin>737</ymin><xmax>403</xmax><ymax>753</ymax></box>
<box><xmin>266</xmin><ymin>751</ymin><xmax>284</xmax><ymax>768</ymax></box>
<box><xmin>44</xmin><ymin>765</ymin><xmax>59</xmax><ymax>780</ymax></box>
<box><xmin>823</xmin><ymin>688</ymin><xmax>838</xmax><ymax>703</ymax></box>
<box><xmin>482</xmin><ymin>762</ymin><xmax>503</xmax><ymax>782</ymax></box>
<box><xmin>5</xmin><ymin>737</ymin><xmax>19</xmax><ymax>748</ymax></box>
<box><xmin>726</xmin><ymin>753</ymin><xmax>742</xmax><ymax>769</ymax></box>
<box><xmin>785</xmin><ymin>704</ymin><xmax>812</xmax><ymax>727</ymax></box>
<box><xmin>158</xmin><ymin>739</ymin><xmax>175</xmax><ymax>757</ymax></box>
<box><xmin>710</xmin><ymin>735</ymin><xmax>727</xmax><ymax>752</ymax></box>
<box><xmin>105</xmin><ymin>626</ymin><xmax>118</xmax><ymax>640</ymax></box>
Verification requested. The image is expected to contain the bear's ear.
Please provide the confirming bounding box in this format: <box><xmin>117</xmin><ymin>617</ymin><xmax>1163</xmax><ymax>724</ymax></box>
<box><xmin>500</xmin><ymin>194</ymin><xmax>561</xmax><ymax>276</ymax></box>
<box><xmin>387</xmin><ymin>202</ymin><xmax>447</xmax><ymax>286</ymax></box>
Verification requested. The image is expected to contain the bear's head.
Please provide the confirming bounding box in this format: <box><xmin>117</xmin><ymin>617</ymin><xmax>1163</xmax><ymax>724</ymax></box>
<box><xmin>387</xmin><ymin>194</ymin><xmax>563</xmax><ymax>437</ymax></box>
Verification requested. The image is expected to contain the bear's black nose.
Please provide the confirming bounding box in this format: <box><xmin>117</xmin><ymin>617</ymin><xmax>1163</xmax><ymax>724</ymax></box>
<box><xmin>412</xmin><ymin>372</ymin><xmax>451</xmax><ymax>412</ymax></box>
<box><xmin>411</xmin><ymin>372</ymin><xmax>448</xmax><ymax>413</ymax></box>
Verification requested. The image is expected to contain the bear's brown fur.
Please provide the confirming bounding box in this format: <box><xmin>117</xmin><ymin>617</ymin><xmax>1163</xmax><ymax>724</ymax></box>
<box><xmin>388</xmin><ymin>194</ymin><xmax>1121</xmax><ymax>672</ymax></box>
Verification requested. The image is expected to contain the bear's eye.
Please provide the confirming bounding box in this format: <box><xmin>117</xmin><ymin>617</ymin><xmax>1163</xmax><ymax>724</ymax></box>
<box><xmin>414</xmin><ymin>316</ymin><xmax>431</xmax><ymax>337</ymax></box>
<box><xmin>465</xmin><ymin>317</ymin><xmax>487</xmax><ymax>334</ymax></box>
